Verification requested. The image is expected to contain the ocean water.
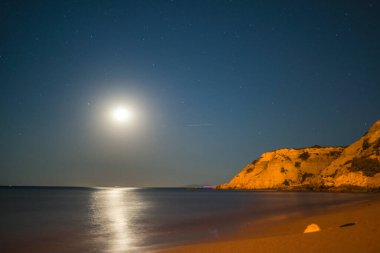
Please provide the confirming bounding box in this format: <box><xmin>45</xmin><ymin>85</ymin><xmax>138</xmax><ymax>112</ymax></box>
<box><xmin>0</xmin><ymin>187</ymin><xmax>376</xmax><ymax>253</ymax></box>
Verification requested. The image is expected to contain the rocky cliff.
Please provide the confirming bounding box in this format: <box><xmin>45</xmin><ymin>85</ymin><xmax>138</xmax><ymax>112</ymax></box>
<box><xmin>218</xmin><ymin>119</ymin><xmax>380</xmax><ymax>191</ymax></box>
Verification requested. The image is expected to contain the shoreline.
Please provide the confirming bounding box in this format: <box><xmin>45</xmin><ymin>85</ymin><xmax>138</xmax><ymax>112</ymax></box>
<box><xmin>155</xmin><ymin>194</ymin><xmax>380</xmax><ymax>253</ymax></box>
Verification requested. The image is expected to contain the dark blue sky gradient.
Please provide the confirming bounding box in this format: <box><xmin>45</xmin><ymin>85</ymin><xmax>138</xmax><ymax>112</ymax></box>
<box><xmin>1</xmin><ymin>0</ymin><xmax>380</xmax><ymax>186</ymax></box>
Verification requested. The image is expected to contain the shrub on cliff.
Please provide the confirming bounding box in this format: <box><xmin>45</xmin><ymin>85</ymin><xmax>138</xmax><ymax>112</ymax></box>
<box><xmin>251</xmin><ymin>158</ymin><xmax>259</xmax><ymax>165</ymax></box>
<box><xmin>329</xmin><ymin>150</ymin><xmax>342</xmax><ymax>158</ymax></box>
<box><xmin>301</xmin><ymin>172</ymin><xmax>314</xmax><ymax>182</ymax></box>
<box><xmin>349</xmin><ymin>157</ymin><xmax>380</xmax><ymax>177</ymax></box>
<box><xmin>362</xmin><ymin>138</ymin><xmax>370</xmax><ymax>150</ymax></box>
<box><xmin>299</xmin><ymin>152</ymin><xmax>310</xmax><ymax>160</ymax></box>
<box><xmin>374</xmin><ymin>137</ymin><xmax>380</xmax><ymax>149</ymax></box>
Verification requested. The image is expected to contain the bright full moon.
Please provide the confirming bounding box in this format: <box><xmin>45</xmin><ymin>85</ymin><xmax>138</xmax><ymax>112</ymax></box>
<box><xmin>111</xmin><ymin>106</ymin><xmax>133</xmax><ymax>123</ymax></box>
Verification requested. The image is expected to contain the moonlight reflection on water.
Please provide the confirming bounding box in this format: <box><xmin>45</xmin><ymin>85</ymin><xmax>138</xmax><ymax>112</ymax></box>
<box><xmin>90</xmin><ymin>188</ymin><xmax>147</xmax><ymax>253</ymax></box>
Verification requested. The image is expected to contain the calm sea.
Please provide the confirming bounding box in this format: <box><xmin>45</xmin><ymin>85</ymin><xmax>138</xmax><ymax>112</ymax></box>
<box><xmin>0</xmin><ymin>187</ymin><xmax>376</xmax><ymax>253</ymax></box>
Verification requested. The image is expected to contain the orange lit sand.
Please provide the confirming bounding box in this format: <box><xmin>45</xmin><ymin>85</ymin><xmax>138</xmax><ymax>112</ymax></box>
<box><xmin>155</xmin><ymin>195</ymin><xmax>380</xmax><ymax>253</ymax></box>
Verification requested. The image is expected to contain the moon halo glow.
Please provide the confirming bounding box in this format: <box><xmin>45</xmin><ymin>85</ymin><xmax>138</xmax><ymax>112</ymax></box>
<box><xmin>111</xmin><ymin>106</ymin><xmax>133</xmax><ymax>124</ymax></box>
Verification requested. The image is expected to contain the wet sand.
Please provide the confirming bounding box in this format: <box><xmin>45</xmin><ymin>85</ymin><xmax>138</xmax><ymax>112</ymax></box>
<box><xmin>156</xmin><ymin>194</ymin><xmax>380</xmax><ymax>253</ymax></box>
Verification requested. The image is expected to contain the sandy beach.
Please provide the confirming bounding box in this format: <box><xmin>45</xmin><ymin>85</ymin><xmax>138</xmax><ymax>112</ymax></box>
<box><xmin>156</xmin><ymin>194</ymin><xmax>380</xmax><ymax>253</ymax></box>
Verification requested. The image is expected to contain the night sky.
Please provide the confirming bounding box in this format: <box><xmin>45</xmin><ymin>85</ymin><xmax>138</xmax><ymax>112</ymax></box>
<box><xmin>1</xmin><ymin>1</ymin><xmax>380</xmax><ymax>187</ymax></box>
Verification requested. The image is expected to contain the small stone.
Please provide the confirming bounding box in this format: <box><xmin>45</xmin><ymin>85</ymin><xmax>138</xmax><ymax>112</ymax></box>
<box><xmin>304</xmin><ymin>223</ymin><xmax>321</xmax><ymax>233</ymax></box>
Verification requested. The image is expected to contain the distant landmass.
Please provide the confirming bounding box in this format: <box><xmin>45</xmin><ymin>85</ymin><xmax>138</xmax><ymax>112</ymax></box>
<box><xmin>218</xmin><ymin>119</ymin><xmax>380</xmax><ymax>191</ymax></box>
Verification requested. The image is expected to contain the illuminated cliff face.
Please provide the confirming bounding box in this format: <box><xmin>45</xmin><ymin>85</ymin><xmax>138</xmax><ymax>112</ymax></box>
<box><xmin>219</xmin><ymin>119</ymin><xmax>380</xmax><ymax>190</ymax></box>
<box><xmin>219</xmin><ymin>147</ymin><xmax>344</xmax><ymax>189</ymax></box>
<box><xmin>322</xmin><ymin>120</ymin><xmax>380</xmax><ymax>188</ymax></box>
